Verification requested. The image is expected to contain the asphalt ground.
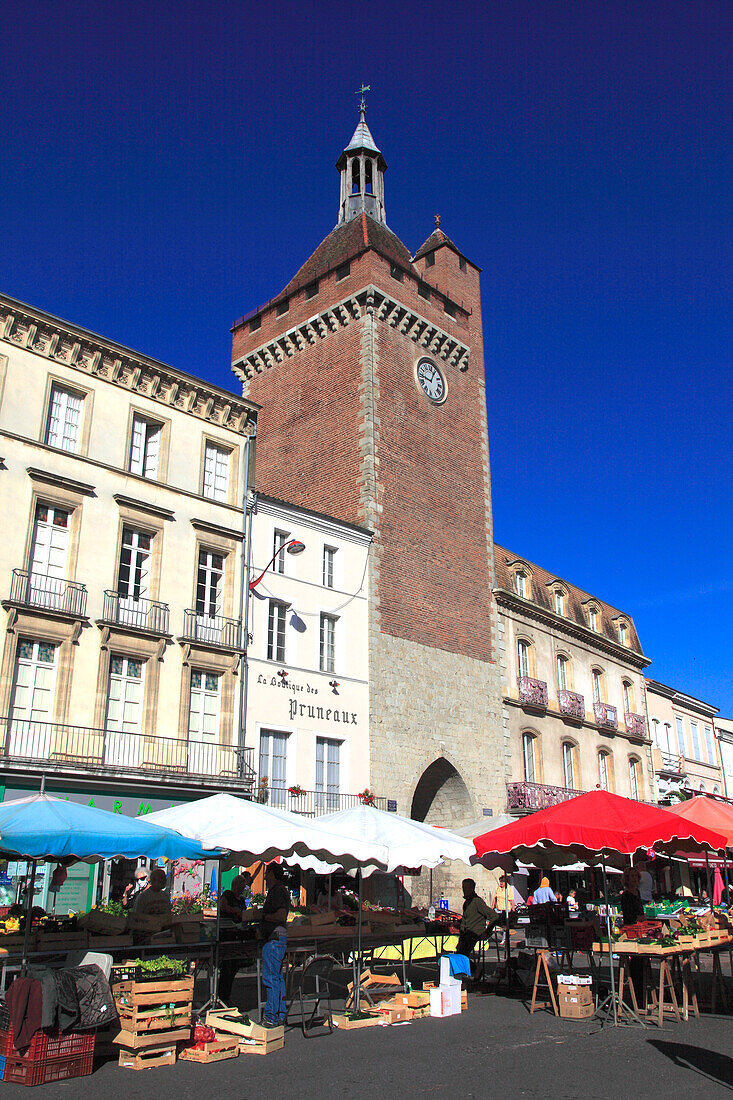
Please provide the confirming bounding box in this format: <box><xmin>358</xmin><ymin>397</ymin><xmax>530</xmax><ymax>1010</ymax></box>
<box><xmin>3</xmin><ymin>979</ymin><xmax>731</xmax><ymax>1098</ymax></box>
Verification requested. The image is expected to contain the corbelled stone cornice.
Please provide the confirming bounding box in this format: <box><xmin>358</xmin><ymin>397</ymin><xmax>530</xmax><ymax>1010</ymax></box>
<box><xmin>232</xmin><ymin>284</ymin><xmax>470</xmax><ymax>382</ymax></box>
<box><xmin>0</xmin><ymin>294</ymin><xmax>256</xmax><ymax>434</ymax></box>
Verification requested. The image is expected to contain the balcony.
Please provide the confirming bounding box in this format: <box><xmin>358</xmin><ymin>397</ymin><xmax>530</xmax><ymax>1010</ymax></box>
<box><xmin>260</xmin><ymin>786</ymin><xmax>388</xmax><ymax>818</ymax></box>
<box><xmin>182</xmin><ymin>610</ymin><xmax>242</xmax><ymax>649</ymax></box>
<box><xmin>517</xmin><ymin>676</ymin><xmax>548</xmax><ymax>710</ymax></box>
<box><xmin>594</xmin><ymin>701</ymin><xmax>618</xmax><ymax>730</ymax></box>
<box><xmin>652</xmin><ymin>747</ymin><xmax>686</xmax><ymax>776</ymax></box>
<box><xmin>625</xmin><ymin>712</ymin><xmax>647</xmax><ymax>740</ymax></box>
<box><xmin>558</xmin><ymin>689</ymin><xmax>585</xmax><ymax>722</ymax></box>
<box><xmin>102</xmin><ymin>591</ymin><xmax>170</xmax><ymax>635</ymax></box>
<box><xmin>0</xmin><ymin>716</ymin><xmax>255</xmax><ymax>787</ymax></box>
<box><xmin>8</xmin><ymin>569</ymin><xmax>87</xmax><ymax>618</ymax></box>
<box><xmin>507</xmin><ymin>780</ymin><xmax>583</xmax><ymax>814</ymax></box>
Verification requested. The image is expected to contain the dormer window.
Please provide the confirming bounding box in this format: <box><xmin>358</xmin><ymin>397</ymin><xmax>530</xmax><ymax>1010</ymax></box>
<box><xmin>515</xmin><ymin>571</ymin><xmax>528</xmax><ymax>598</ymax></box>
<box><xmin>554</xmin><ymin>589</ymin><xmax>565</xmax><ymax>616</ymax></box>
<box><xmin>587</xmin><ymin>605</ymin><xmax>599</xmax><ymax>631</ymax></box>
<box><xmin>618</xmin><ymin>621</ymin><xmax>628</xmax><ymax>646</ymax></box>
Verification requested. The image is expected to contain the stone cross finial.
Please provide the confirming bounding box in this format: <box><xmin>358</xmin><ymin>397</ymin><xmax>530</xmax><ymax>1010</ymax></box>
<box><xmin>435</xmin><ymin>213</ymin><xmax>441</xmax><ymax>229</ymax></box>
<box><xmin>355</xmin><ymin>83</ymin><xmax>371</xmax><ymax>113</ymax></box>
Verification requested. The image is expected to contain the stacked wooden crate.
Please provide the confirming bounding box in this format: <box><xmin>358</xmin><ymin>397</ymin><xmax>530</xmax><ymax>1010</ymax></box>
<box><xmin>205</xmin><ymin>1008</ymin><xmax>284</xmax><ymax>1056</ymax></box>
<box><xmin>113</xmin><ymin>974</ymin><xmax>194</xmax><ymax>1070</ymax></box>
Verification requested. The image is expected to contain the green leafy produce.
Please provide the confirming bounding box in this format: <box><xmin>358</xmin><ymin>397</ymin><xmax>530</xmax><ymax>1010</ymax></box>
<box><xmin>132</xmin><ymin>955</ymin><xmax>186</xmax><ymax>975</ymax></box>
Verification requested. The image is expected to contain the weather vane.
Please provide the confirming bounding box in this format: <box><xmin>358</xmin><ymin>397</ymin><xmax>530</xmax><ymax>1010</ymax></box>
<box><xmin>355</xmin><ymin>83</ymin><xmax>370</xmax><ymax>113</ymax></box>
<box><xmin>435</xmin><ymin>213</ymin><xmax>441</xmax><ymax>229</ymax></box>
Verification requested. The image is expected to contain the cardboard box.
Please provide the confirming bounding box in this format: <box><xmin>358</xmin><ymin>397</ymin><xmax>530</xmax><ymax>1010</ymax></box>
<box><xmin>558</xmin><ymin>987</ymin><xmax>593</xmax><ymax>1007</ymax></box>
<box><xmin>559</xmin><ymin>996</ymin><xmax>595</xmax><ymax>1020</ymax></box>
<box><xmin>430</xmin><ymin>985</ymin><xmax>461</xmax><ymax>1018</ymax></box>
<box><xmin>374</xmin><ymin>1000</ymin><xmax>412</xmax><ymax>1024</ymax></box>
<box><xmin>396</xmin><ymin>991</ymin><xmax>430</xmax><ymax>1008</ymax></box>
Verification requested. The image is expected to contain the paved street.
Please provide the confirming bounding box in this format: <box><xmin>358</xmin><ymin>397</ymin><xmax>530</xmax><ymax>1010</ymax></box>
<box><xmin>4</xmin><ymin>992</ymin><xmax>731</xmax><ymax>1098</ymax></box>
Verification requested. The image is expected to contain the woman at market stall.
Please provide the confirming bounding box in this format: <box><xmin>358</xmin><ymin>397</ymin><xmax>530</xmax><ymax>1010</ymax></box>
<box><xmin>620</xmin><ymin>866</ymin><xmax>646</xmax><ymax>1009</ymax></box>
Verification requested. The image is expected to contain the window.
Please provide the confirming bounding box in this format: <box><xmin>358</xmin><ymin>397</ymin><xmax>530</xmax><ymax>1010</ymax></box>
<box><xmin>598</xmin><ymin>750</ymin><xmax>612</xmax><ymax>791</ymax></box>
<box><xmin>276</xmin><ymin>298</ymin><xmax>289</xmax><ymax>316</ymax></box>
<box><xmin>105</xmin><ymin>655</ymin><xmax>144</xmax><ymax>767</ymax></box>
<box><xmin>259</xmin><ymin>729</ymin><xmax>289</xmax><ymax>806</ymax></box>
<box><xmin>316</xmin><ymin>737</ymin><xmax>341</xmax><ymax>810</ymax></box>
<box><xmin>459</xmin><ymin>255</ymin><xmax>467</xmax><ymax>272</ymax></box>
<box><xmin>522</xmin><ymin>732</ymin><xmax>537</xmax><ymax>783</ymax></box>
<box><xmin>351</xmin><ymin>158</ymin><xmax>360</xmax><ymax>194</ymax></box>
<box><xmin>335</xmin><ymin>262</ymin><xmax>350</xmax><ymax>281</ymax></box>
<box><xmin>319</xmin><ymin>613</ymin><xmax>337</xmax><ymax>673</ymax></box>
<box><xmin>664</xmin><ymin>723</ymin><xmax>673</xmax><ymax>755</ymax></box>
<box><xmin>194</xmin><ymin>549</ymin><xmax>224</xmax><ymax>640</ymax></box>
<box><xmin>425</xmin><ymin>252</ymin><xmax>435</xmax><ymax>268</ymax></box>
<box><xmin>129</xmin><ymin>415</ymin><xmax>162</xmax><ymax>479</ymax></box>
<box><xmin>28</xmin><ymin>503</ymin><xmax>70</xmax><ymax>607</ymax></box>
<box><xmin>364</xmin><ymin>159</ymin><xmax>373</xmax><ymax>194</ymax></box>
<box><xmin>390</xmin><ymin>264</ymin><xmax>404</xmax><ymax>282</ymax></box>
<box><xmin>517</xmin><ymin>640</ymin><xmax>530</xmax><ymax>680</ymax></box>
<box><xmin>592</xmin><ymin>669</ymin><xmax>604</xmax><ymax>704</ymax></box>
<box><xmin>444</xmin><ymin>300</ymin><xmax>457</xmax><ymax>318</ymax></box>
<box><xmin>305</xmin><ymin>280</ymin><xmax>319</xmax><ymax>299</ymax></box>
<box><xmin>248</xmin><ymin>315</ymin><xmax>261</xmax><ymax>332</ymax></box>
<box><xmin>618</xmin><ymin>621</ymin><xmax>628</xmax><ymax>646</ymax></box>
<box><xmin>651</xmin><ymin>718</ymin><xmax>661</xmax><ymax>747</ymax></box>
<box><xmin>690</xmin><ymin>720</ymin><xmax>702</xmax><ymax>760</ymax></box>
<box><xmin>203</xmin><ymin>442</ymin><xmax>230</xmax><ymax>502</ymax></box>
<box><xmin>515</xmin><ymin>571</ymin><xmax>527</xmax><ymax>598</ymax></box>
<box><xmin>704</xmin><ymin>725</ymin><xmax>715</xmax><ymax>764</ymax></box>
<box><xmin>45</xmin><ymin>384</ymin><xmax>82</xmax><ymax>452</ymax></box>
<box><xmin>587</xmin><ymin>606</ymin><xmax>599</xmax><ymax>631</ymax></box>
<box><xmin>267</xmin><ymin>600</ymin><xmax>287</xmax><ymax>663</ymax></box>
<box><xmin>188</xmin><ymin>670</ymin><xmax>220</xmax><ymax>773</ymax></box>
<box><xmin>273</xmin><ymin>529</ymin><xmax>290</xmax><ymax>574</ymax></box>
<box><xmin>675</xmin><ymin>716</ymin><xmax>686</xmax><ymax>756</ymax></box>
<box><xmin>622</xmin><ymin>681</ymin><xmax>634</xmax><ymax>715</ymax></box>
<box><xmin>118</xmin><ymin>527</ymin><xmax>151</xmax><ymax>602</ymax></box>
<box><xmin>629</xmin><ymin>757</ymin><xmax>641</xmax><ymax>800</ymax></box>
<box><xmin>556</xmin><ymin>655</ymin><xmax>569</xmax><ymax>692</ymax></box>
<box><xmin>418</xmin><ymin>282</ymin><xmax>430</xmax><ymax>301</ymax></box>
<box><xmin>562</xmin><ymin>742</ymin><xmax>576</xmax><ymax>789</ymax></box>
<box><xmin>322</xmin><ymin>546</ymin><xmax>336</xmax><ymax>589</ymax></box>
<box><xmin>9</xmin><ymin>639</ymin><xmax>57</xmax><ymax>757</ymax></box>
<box><xmin>554</xmin><ymin>589</ymin><xmax>565</xmax><ymax>615</ymax></box>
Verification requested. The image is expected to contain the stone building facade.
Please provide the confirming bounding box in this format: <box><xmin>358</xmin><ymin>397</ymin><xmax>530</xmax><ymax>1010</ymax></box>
<box><xmin>645</xmin><ymin>679</ymin><xmax>724</xmax><ymax>801</ymax></box>
<box><xmin>494</xmin><ymin>546</ymin><xmax>654</xmax><ymax>810</ymax></box>
<box><xmin>229</xmin><ymin>107</ymin><xmax>507</xmax><ymax>863</ymax></box>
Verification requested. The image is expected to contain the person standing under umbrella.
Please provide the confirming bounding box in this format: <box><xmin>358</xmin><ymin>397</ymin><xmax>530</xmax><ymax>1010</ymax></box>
<box><xmin>260</xmin><ymin>865</ymin><xmax>290</xmax><ymax>1027</ymax></box>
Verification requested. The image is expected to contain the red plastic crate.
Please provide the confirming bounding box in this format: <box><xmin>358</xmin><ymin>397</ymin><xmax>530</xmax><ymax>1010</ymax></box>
<box><xmin>3</xmin><ymin>1049</ymin><xmax>94</xmax><ymax>1086</ymax></box>
<box><xmin>0</xmin><ymin>1025</ymin><xmax>94</xmax><ymax>1059</ymax></box>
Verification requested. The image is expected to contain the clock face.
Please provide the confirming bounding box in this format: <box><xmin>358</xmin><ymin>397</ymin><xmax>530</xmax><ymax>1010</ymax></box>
<box><xmin>416</xmin><ymin>358</ymin><xmax>447</xmax><ymax>403</ymax></box>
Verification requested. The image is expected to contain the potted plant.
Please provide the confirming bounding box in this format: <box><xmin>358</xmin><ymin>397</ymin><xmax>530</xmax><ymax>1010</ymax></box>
<box><xmin>358</xmin><ymin>788</ymin><xmax>376</xmax><ymax>806</ymax></box>
<box><xmin>288</xmin><ymin>784</ymin><xmax>305</xmax><ymax>798</ymax></box>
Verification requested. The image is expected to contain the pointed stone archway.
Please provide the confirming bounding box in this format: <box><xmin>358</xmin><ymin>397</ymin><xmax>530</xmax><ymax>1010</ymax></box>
<box><xmin>411</xmin><ymin>757</ymin><xmax>474</xmax><ymax>829</ymax></box>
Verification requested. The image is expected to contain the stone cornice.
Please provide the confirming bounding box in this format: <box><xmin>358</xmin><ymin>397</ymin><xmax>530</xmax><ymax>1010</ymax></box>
<box><xmin>232</xmin><ymin>284</ymin><xmax>470</xmax><ymax>382</ymax></box>
<box><xmin>113</xmin><ymin>493</ymin><xmax>175</xmax><ymax>522</ymax></box>
<box><xmin>0</xmin><ymin>294</ymin><xmax>257</xmax><ymax>434</ymax></box>
<box><xmin>494</xmin><ymin>586</ymin><xmax>651</xmax><ymax>670</ymax></box>
<box><xmin>27</xmin><ymin>467</ymin><xmax>96</xmax><ymax>497</ymax></box>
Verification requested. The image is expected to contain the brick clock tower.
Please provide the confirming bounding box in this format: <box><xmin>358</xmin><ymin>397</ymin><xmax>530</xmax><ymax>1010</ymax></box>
<box><xmin>231</xmin><ymin>105</ymin><xmax>506</xmax><ymax>857</ymax></box>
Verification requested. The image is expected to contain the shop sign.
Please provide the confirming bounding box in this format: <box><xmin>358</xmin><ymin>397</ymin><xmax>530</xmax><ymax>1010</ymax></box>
<box><xmin>2</xmin><ymin>785</ymin><xmax>182</xmax><ymax>818</ymax></box>
<box><xmin>256</xmin><ymin>672</ymin><xmax>361</xmax><ymax>726</ymax></box>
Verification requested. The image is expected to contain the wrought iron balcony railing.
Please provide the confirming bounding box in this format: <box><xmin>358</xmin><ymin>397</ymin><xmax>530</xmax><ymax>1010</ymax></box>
<box><xmin>625</xmin><ymin>712</ymin><xmax>647</xmax><ymax>739</ymax></box>
<box><xmin>0</xmin><ymin>715</ymin><xmax>255</xmax><ymax>785</ymax></box>
<box><xmin>517</xmin><ymin>676</ymin><xmax>548</xmax><ymax>709</ymax></box>
<box><xmin>507</xmin><ymin>780</ymin><xmax>583</xmax><ymax>813</ymax></box>
<box><xmin>9</xmin><ymin>569</ymin><xmax>87</xmax><ymax>617</ymax></box>
<box><xmin>102</xmin><ymin>591</ymin><xmax>170</xmax><ymax>634</ymax></box>
<box><xmin>182</xmin><ymin>609</ymin><xmax>242</xmax><ymax>649</ymax></box>
<box><xmin>594</xmin><ymin>701</ymin><xmax>618</xmax><ymax>730</ymax></box>
<box><xmin>558</xmin><ymin>689</ymin><xmax>585</xmax><ymax>721</ymax></box>
<box><xmin>258</xmin><ymin>786</ymin><xmax>388</xmax><ymax>818</ymax></box>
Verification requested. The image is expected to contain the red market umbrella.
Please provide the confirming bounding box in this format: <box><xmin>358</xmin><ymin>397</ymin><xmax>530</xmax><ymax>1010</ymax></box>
<box><xmin>665</xmin><ymin>795</ymin><xmax>733</xmax><ymax>849</ymax></box>
<box><xmin>473</xmin><ymin>789</ymin><xmax>727</xmax><ymax>867</ymax></box>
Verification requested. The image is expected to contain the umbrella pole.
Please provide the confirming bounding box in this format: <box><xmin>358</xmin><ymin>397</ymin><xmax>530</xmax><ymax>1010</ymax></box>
<box><xmin>705</xmin><ymin>850</ymin><xmax>711</xmax><ymax>907</ymax></box>
<box><xmin>20</xmin><ymin>860</ymin><xmax>37</xmax><ymax>977</ymax></box>
<box><xmin>601</xmin><ymin>856</ymin><xmax>618</xmax><ymax>1027</ymax></box>
<box><xmin>355</xmin><ymin>871</ymin><xmax>363</xmax><ymax>1014</ymax></box>
<box><xmin>328</xmin><ymin>873</ymin><xmax>331</xmax><ymax>910</ymax></box>
<box><xmin>200</xmin><ymin>855</ymin><xmax>224</xmax><ymax>1012</ymax></box>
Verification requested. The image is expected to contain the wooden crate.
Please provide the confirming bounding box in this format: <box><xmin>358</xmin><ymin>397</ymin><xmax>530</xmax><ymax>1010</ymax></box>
<box><xmin>113</xmin><ymin>976</ymin><xmax>194</xmax><ymax>1033</ymax></box>
<box><xmin>117</xmin><ymin>1042</ymin><xmax>177</xmax><ymax>1070</ymax></box>
<box><xmin>332</xmin><ymin>1012</ymin><xmax>382</xmax><ymax>1031</ymax></box>
<box><xmin>179</xmin><ymin>1035</ymin><xmax>239</xmax><ymax>1063</ymax></box>
<box><xmin>113</xmin><ymin>1026</ymin><xmax>191</xmax><ymax>1050</ymax></box>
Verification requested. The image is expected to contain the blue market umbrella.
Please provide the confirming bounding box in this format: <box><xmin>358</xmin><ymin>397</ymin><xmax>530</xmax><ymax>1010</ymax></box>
<box><xmin>0</xmin><ymin>793</ymin><xmax>218</xmax><ymax>862</ymax></box>
<box><xmin>209</xmin><ymin>864</ymin><xmax>218</xmax><ymax>898</ymax></box>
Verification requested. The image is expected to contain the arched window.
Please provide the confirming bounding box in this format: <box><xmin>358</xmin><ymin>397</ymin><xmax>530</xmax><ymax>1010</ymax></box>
<box><xmin>522</xmin><ymin>732</ymin><xmax>539</xmax><ymax>783</ymax></box>
<box><xmin>618</xmin><ymin>621</ymin><xmax>628</xmax><ymax>646</ymax></box>
<box><xmin>628</xmin><ymin>756</ymin><xmax>641</xmax><ymax>800</ymax></box>
<box><xmin>651</xmin><ymin>717</ymin><xmax>661</xmax><ymax>747</ymax></box>
<box><xmin>622</xmin><ymin>680</ymin><xmax>634</xmax><ymax>715</ymax></box>
<box><xmin>364</xmin><ymin>159</ymin><xmax>373</xmax><ymax>194</ymax></box>
<box><xmin>587</xmin><ymin>605</ymin><xmax>599</xmax><ymax>631</ymax></box>
<box><xmin>515</xmin><ymin>570</ymin><xmax>528</xmax><ymax>598</ymax></box>
<box><xmin>699</xmin><ymin>782</ymin><xmax>707</xmax><ymax>793</ymax></box>
<box><xmin>714</xmin><ymin>785</ymin><xmax>721</xmax><ymax>796</ymax></box>
<box><xmin>562</xmin><ymin>741</ymin><xmax>578</xmax><ymax>789</ymax></box>
<box><xmin>351</xmin><ymin>158</ymin><xmax>360</xmax><ymax>194</ymax></box>
<box><xmin>554</xmin><ymin>589</ymin><xmax>565</xmax><ymax>615</ymax></box>
<box><xmin>664</xmin><ymin>722</ymin><xmax>673</xmax><ymax>755</ymax></box>
<box><xmin>592</xmin><ymin>668</ymin><xmax>605</xmax><ymax>704</ymax></box>
<box><xmin>598</xmin><ymin>749</ymin><xmax>613</xmax><ymax>792</ymax></box>
<box><xmin>517</xmin><ymin>639</ymin><xmax>531</xmax><ymax>680</ymax></box>
<box><xmin>556</xmin><ymin>654</ymin><xmax>569</xmax><ymax>692</ymax></box>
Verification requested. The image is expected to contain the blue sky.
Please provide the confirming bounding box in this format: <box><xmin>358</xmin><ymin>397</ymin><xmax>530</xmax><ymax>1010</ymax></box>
<box><xmin>2</xmin><ymin>1</ymin><xmax>731</xmax><ymax>713</ymax></box>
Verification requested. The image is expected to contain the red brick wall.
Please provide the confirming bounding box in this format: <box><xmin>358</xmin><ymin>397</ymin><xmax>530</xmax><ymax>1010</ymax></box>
<box><xmin>231</xmin><ymin>237</ymin><xmax>494</xmax><ymax>663</ymax></box>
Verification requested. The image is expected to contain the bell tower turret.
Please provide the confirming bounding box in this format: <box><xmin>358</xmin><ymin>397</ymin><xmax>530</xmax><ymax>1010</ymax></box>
<box><xmin>336</xmin><ymin>87</ymin><xmax>387</xmax><ymax>226</ymax></box>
